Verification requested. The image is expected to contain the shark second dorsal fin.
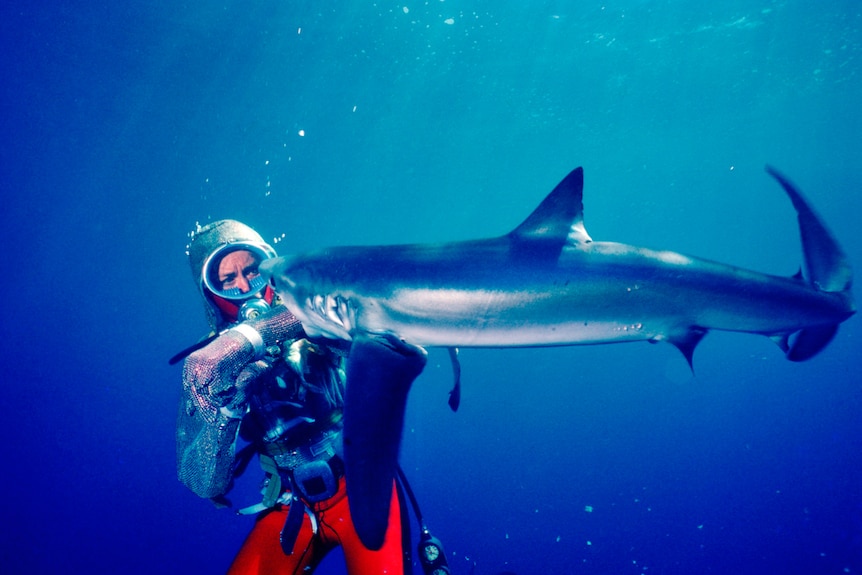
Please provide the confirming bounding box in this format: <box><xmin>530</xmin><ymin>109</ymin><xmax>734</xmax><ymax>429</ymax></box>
<box><xmin>508</xmin><ymin>167</ymin><xmax>592</xmax><ymax>251</ymax></box>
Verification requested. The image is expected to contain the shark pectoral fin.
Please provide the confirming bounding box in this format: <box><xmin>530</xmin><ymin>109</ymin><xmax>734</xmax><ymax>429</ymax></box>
<box><xmin>343</xmin><ymin>333</ymin><xmax>428</xmax><ymax>550</ymax></box>
<box><xmin>447</xmin><ymin>347</ymin><xmax>461</xmax><ymax>412</ymax></box>
<box><xmin>787</xmin><ymin>324</ymin><xmax>839</xmax><ymax>362</ymax></box>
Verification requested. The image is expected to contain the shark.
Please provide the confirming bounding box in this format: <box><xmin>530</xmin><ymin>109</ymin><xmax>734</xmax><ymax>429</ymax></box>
<box><xmin>260</xmin><ymin>166</ymin><xmax>855</xmax><ymax>549</ymax></box>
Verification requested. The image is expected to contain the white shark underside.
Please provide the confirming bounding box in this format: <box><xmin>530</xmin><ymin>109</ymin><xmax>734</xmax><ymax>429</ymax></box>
<box><xmin>261</xmin><ymin>166</ymin><xmax>855</xmax><ymax>549</ymax></box>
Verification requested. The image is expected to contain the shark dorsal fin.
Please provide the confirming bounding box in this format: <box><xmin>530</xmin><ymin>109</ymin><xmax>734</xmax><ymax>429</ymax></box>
<box><xmin>508</xmin><ymin>167</ymin><xmax>592</xmax><ymax>249</ymax></box>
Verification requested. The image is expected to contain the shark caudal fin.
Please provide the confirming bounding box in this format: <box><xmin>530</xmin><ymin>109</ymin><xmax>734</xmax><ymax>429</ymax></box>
<box><xmin>343</xmin><ymin>333</ymin><xmax>427</xmax><ymax>550</ymax></box>
<box><xmin>765</xmin><ymin>166</ymin><xmax>855</xmax><ymax>361</ymax></box>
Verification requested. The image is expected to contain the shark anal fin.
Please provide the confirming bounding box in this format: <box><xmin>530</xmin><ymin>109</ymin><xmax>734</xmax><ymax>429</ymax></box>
<box><xmin>343</xmin><ymin>333</ymin><xmax>427</xmax><ymax>550</ymax></box>
<box><xmin>769</xmin><ymin>333</ymin><xmax>791</xmax><ymax>353</ymax></box>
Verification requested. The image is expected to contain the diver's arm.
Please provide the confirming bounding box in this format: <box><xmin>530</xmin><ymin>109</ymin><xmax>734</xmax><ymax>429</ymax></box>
<box><xmin>176</xmin><ymin>392</ymin><xmax>243</xmax><ymax>498</ymax></box>
<box><xmin>175</xmin><ymin>306</ymin><xmax>304</xmax><ymax>497</ymax></box>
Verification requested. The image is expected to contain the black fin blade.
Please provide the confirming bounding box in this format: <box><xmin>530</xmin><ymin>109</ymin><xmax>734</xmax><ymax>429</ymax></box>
<box><xmin>509</xmin><ymin>167</ymin><xmax>587</xmax><ymax>243</ymax></box>
<box><xmin>787</xmin><ymin>324</ymin><xmax>839</xmax><ymax>362</ymax></box>
<box><xmin>507</xmin><ymin>167</ymin><xmax>591</xmax><ymax>264</ymax></box>
<box><xmin>447</xmin><ymin>347</ymin><xmax>461</xmax><ymax>412</ymax></box>
<box><xmin>765</xmin><ymin>166</ymin><xmax>852</xmax><ymax>293</ymax></box>
<box><xmin>343</xmin><ymin>334</ymin><xmax>427</xmax><ymax>550</ymax></box>
<box><xmin>670</xmin><ymin>328</ymin><xmax>708</xmax><ymax>371</ymax></box>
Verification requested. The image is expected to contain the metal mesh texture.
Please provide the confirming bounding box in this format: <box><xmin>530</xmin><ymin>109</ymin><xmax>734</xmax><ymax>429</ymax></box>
<box><xmin>176</xmin><ymin>306</ymin><xmax>304</xmax><ymax>498</ymax></box>
<box><xmin>187</xmin><ymin>219</ymin><xmax>270</xmax><ymax>331</ymax></box>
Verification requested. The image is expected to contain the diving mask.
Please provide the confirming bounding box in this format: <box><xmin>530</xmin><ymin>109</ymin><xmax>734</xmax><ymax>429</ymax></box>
<box><xmin>202</xmin><ymin>242</ymin><xmax>277</xmax><ymax>301</ymax></box>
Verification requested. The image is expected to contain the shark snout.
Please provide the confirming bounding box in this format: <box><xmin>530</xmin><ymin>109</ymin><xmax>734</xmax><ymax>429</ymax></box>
<box><xmin>259</xmin><ymin>256</ymin><xmax>281</xmax><ymax>279</ymax></box>
<box><xmin>260</xmin><ymin>256</ymin><xmax>300</xmax><ymax>292</ymax></box>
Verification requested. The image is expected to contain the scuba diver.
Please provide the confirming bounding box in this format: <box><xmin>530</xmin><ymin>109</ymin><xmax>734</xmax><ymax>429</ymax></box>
<box><xmin>175</xmin><ymin>219</ymin><xmax>426</xmax><ymax>574</ymax></box>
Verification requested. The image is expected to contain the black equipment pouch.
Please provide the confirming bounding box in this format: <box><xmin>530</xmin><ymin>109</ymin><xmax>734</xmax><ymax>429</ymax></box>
<box><xmin>292</xmin><ymin>459</ymin><xmax>339</xmax><ymax>503</ymax></box>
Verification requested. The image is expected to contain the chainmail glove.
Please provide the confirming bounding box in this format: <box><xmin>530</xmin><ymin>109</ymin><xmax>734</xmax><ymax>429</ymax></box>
<box><xmin>182</xmin><ymin>305</ymin><xmax>304</xmax><ymax>423</ymax></box>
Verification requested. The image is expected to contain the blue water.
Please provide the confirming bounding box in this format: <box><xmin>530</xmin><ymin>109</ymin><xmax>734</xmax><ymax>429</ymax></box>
<box><xmin>2</xmin><ymin>2</ymin><xmax>860</xmax><ymax>574</ymax></box>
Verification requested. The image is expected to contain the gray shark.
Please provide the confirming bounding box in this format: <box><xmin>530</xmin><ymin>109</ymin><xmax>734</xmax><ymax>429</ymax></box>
<box><xmin>261</xmin><ymin>166</ymin><xmax>854</xmax><ymax>549</ymax></box>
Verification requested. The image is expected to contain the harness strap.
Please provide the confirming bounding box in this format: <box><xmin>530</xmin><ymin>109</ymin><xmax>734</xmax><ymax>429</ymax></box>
<box><xmin>280</xmin><ymin>488</ymin><xmax>306</xmax><ymax>555</ymax></box>
<box><xmin>259</xmin><ymin>454</ymin><xmax>283</xmax><ymax>508</ymax></box>
<box><xmin>238</xmin><ymin>454</ymin><xmax>283</xmax><ymax>515</ymax></box>
<box><xmin>235</xmin><ymin>453</ymin><xmax>317</xmax><ymax>555</ymax></box>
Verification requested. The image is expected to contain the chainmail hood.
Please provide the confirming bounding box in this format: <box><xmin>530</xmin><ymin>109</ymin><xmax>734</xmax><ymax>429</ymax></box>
<box><xmin>188</xmin><ymin>220</ymin><xmax>272</xmax><ymax>331</ymax></box>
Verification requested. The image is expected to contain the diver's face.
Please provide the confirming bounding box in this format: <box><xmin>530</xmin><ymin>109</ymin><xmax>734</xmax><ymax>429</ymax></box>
<box><xmin>217</xmin><ymin>250</ymin><xmax>262</xmax><ymax>294</ymax></box>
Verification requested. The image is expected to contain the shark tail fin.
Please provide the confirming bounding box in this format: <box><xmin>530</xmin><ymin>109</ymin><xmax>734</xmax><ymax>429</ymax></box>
<box><xmin>766</xmin><ymin>166</ymin><xmax>852</xmax><ymax>294</ymax></box>
<box><xmin>343</xmin><ymin>333</ymin><xmax>427</xmax><ymax>550</ymax></box>
<box><xmin>766</xmin><ymin>166</ymin><xmax>855</xmax><ymax>361</ymax></box>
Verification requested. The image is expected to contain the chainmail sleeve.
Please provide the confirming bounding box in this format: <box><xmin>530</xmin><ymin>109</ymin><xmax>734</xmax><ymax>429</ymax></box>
<box><xmin>176</xmin><ymin>392</ymin><xmax>243</xmax><ymax>498</ymax></box>
<box><xmin>176</xmin><ymin>306</ymin><xmax>304</xmax><ymax>498</ymax></box>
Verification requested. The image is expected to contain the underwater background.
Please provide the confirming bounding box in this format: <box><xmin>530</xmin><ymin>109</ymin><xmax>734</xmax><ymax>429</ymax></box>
<box><xmin>2</xmin><ymin>1</ymin><xmax>861</xmax><ymax>574</ymax></box>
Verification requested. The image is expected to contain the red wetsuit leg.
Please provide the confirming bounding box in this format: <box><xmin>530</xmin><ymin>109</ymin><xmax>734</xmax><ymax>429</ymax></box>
<box><xmin>314</xmin><ymin>477</ymin><xmax>411</xmax><ymax>575</ymax></box>
<box><xmin>227</xmin><ymin>476</ymin><xmax>409</xmax><ymax>575</ymax></box>
<box><xmin>227</xmin><ymin>503</ymin><xmax>330</xmax><ymax>575</ymax></box>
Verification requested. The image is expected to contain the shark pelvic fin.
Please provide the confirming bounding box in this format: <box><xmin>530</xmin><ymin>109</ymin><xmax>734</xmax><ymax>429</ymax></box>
<box><xmin>343</xmin><ymin>333</ymin><xmax>428</xmax><ymax>550</ymax></box>
<box><xmin>669</xmin><ymin>328</ymin><xmax>708</xmax><ymax>371</ymax></box>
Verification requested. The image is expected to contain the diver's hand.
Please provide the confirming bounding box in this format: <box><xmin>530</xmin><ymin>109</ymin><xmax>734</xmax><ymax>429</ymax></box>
<box><xmin>183</xmin><ymin>329</ymin><xmax>258</xmax><ymax>422</ymax></box>
<box><xmin>245</xmin><ymin>304</ymin><xmax>306</xmax><ymax>350</ymax></box>
<box><xmin>182</xmin><ymin>305</ymin><xmax>304</xmax><ymax>422</ymax></box>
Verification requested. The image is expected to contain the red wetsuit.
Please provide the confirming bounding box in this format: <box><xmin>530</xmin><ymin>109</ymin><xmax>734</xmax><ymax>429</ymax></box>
<box><xmin>228</xmin><ymin>477</ymin><xmax>410</xmax><ymax>575</ymax></box>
